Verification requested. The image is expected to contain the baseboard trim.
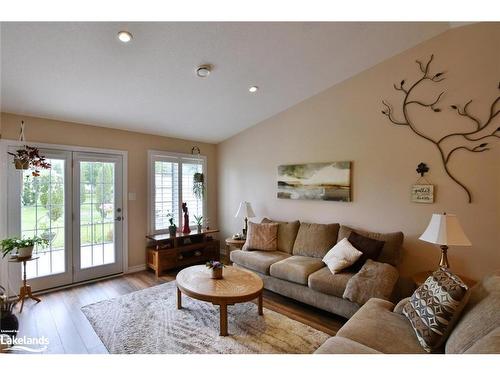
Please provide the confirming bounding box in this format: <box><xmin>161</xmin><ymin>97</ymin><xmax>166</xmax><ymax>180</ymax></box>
<box><xmin>126</xmin><ymin>264</ymin><xmax>147</xmax><ymax>274</ymax></box>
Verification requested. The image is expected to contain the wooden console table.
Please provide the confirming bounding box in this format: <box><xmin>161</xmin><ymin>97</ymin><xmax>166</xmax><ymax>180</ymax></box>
<box><xmin>146</xmin><ymin>230</ymin><xmax>220</xmax><ymax>277</ymax></box>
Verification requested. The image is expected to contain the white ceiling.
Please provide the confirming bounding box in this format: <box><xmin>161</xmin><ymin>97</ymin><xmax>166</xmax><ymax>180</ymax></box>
<box><xmin>1</xmin><ymin>22</ymin><xmax>452</xmax><ymax>143</ymax></box>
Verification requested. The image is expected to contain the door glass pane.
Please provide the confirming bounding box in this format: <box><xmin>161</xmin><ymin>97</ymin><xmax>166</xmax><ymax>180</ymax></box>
<box><xmin>22</xmin><ymin>159</ymin><xmax>66</xmax><ymax>279</ymax></box>
<box><xmin>80</xmin><ymin>161</ymin><xmax>115</xmax><ymax>269</ymax></box>
<box><xmin>154</xmin><ymin>161</ymin><xmax>179</xmax><ymax>230</ymax></box>
<box><xmin>182</xmin><ymin>163</ymin><xmax>203</xmax><ymax>226</ymax></box>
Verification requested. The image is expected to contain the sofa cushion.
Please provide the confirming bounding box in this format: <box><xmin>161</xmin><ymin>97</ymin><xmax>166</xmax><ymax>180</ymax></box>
<box><xmin>270</xmin><ymin>256</ymin><xmax>325</xmax><ymax>285</ymax></box>
<box><xmin>463</xmin><ymin>327</ymin><xmax>500</xmax><ymax>354</ymax></box>
<box><xmin>292</xmin><ymin>222</ymin><xmax>340</xmax><ymax>258</ymax></box>
<box><xmin>346</xmin><ymin>231</ymin><xmax>385</xmax><ymax>272</ymax></box>
<box><xmin>343</xmin><ymin>259</ymin><xmax>399</xmax><ymax>306</ymax></box>
<box><xmin>403</xmin><ymin>268</ymin><xmax>469</xmax><ymax>353</ymax></box>
<box><xmin>446</xmin><ymin>271</ymin><xmax>500</xmax><ymax>354</ymax></box>
<box><xmin>245</xmin><ymin>221</ymin><xmax>278</xmax><ymax>251</ymax></box>
<box><xmin>337</xmin><ymin>298</ymin><xmax>426</xmax><ymax>354</ymax></box>
<box><xmin>230</xmin><ymin>249</ymin><xmax>290</xmax><ymax>275</ymax></box>
<box><xmin>308</xmin><ymin>267</ymin><xmax>355</xmax><ymax>298</ymax></box>
<box><xmin>314</xmin><ymin>336</ymin><xmax>381</xmax><ymax>354</ymax></box>
<box><xmin>337</xmin><ymin>225</ymin><xmax>403</xmax><ymax>266</ymax></box>
<box><xmin>322</xmin><ymin>238</ymin><xmax>362</xmax><ymax>274</ymax></box>
<box><xmin>262</xmin><ymin>218</ymin><xmax>300</xmax><ymax>254</ymax></box>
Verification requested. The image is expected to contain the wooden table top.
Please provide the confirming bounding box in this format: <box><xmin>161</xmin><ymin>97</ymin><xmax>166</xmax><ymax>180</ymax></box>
<box><xmin>225</xmin><ymin>237</ymin><xmax>246</xmax><ymax>245</ymax></box>
<box><xmin>413</xmin><ymin>270</ymin><xmax>476</xmax><ymax>288</ymax></box>
<box><xmin>146</xmin><ymin>229</ymin><xmax>219</xmax><ymax>242</ymax></box>
<box><xmin>176</xmin><ymin>265</ymin><xmax>263</xmax><ymax>301</ymax></box>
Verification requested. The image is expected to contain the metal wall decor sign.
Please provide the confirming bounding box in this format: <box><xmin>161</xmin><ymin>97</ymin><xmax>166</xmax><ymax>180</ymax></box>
<box><xmin>381</xmin><ymin>55</ymin><xmax>500</xmax><ymax>203</ymax></box>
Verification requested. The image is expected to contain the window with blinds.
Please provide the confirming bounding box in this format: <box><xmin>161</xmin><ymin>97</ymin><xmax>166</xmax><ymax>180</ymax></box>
<box><xmin>149</xmin><ymin>151</ymin><xmax>206</xmax><ymax>234</ymax></box>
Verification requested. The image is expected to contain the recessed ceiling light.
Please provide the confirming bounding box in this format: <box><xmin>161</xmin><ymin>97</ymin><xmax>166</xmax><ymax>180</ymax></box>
<box><xmin>196</xmin><ymin>65</ymin><xmax>212</xmax><ymax>78</ymax></box>
<box><xmin>249</xmin><ymin>86</ymin><xmax>259</xmax><ymax>93</ymax></box>
<box><xmin>117</xmin><ymin>31</ymin><xmax>133</xmax><ymax>43</ymax></box>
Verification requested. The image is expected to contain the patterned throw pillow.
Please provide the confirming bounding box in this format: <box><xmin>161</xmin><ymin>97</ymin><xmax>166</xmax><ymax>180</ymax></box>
<box><xmin>245</xmin><ymin>222</ymin><xmax>279</xmax><ymax>251</ymax></box>
<box><xmin>403</xmin><ymin>268</ymin><xmax>469</xmax><ymax>353</ymax></box>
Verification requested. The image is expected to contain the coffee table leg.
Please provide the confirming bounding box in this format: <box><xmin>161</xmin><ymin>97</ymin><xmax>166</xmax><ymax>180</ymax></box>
<box><xmin>258</xmin><ymin>291</ymin><xmax>263</xmax><ymax>316</ymax></box>
<box><xmin>177</xmin><ymin>287</ymin><xmax>182</xmax><ymax>309</ymax></box>
<box><xmin>219</xmin><ymin>303</ymin><xmax>228</xmax><ymax>336</ymax></box>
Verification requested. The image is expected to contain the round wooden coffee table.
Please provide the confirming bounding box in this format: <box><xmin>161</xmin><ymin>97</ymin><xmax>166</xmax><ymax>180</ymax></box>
<box><xmin>176</xmin><ymin>265</ymin><xmax>264</xmax><ymax>336</ymax></box>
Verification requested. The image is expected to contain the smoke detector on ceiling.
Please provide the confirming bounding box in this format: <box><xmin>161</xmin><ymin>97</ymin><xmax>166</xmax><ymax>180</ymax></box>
<box><xmin>196</xmin><ymin>64</ymin><xmax>212</xmax><ymax>78</ymax></box>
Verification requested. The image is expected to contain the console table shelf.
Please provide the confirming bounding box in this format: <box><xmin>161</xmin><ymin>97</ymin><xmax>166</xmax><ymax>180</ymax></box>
<box><xmin>146</xmin><ymin>230</ymin><xmax>220</xmax><ymax>277</ymax></box>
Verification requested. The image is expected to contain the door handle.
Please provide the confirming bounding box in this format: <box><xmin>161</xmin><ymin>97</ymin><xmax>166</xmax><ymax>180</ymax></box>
<box><xmin>116</xmin><ymin>216</ymin><xmax>122</xmax><ymax>221</ymax></box>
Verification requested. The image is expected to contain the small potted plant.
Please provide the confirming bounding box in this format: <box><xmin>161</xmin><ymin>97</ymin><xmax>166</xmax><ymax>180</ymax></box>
<box><xmin>194</xmin><ymin>215</ymin><xmax>203</xmax><ymax>233</ymax></box>
<box><xmin>0</xmin><ymin>236</ymin><xmax>49</xmax><ymax>259</ymax></box>
<box><xmin>8</xmin><ymin>145</ymin><xmax>51</xmax><ymax>177</ymax></box>
<box><xmin>166</xmin><ymin>213</ymin><xmax>177</xmax><ymax>237</ymax></box>
<box><xmin>0</xmin><ymin>285</ymin><xmax>18</xmax><ymax>341</ymax></box>
<box><xmin>206</xmin><ymin>260</ymin><xmax>225</xmax><ymax>279</ymax></box>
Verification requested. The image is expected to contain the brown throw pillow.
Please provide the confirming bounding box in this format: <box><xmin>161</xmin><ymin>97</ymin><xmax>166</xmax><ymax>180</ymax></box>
<box><xmin>261</xmin><ymin>218</ymin><xmax>300</xmax><ymax>254</ymax></box>
<box><xmin>403</xmin><ymin>268</ymin><xmax>469</xmax><ymax>353</ymax></box>
<box><xmin>245</xmin><ymin>222</ymin><xmax>278</xmax><ymax>251</ymax></box>
<box><xmin>346</xmin><ymin>231</ymin><xmax>385</xmax><ymax>272</ymax></box>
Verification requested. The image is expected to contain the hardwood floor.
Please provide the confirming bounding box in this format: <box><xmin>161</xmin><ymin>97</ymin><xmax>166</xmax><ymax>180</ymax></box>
<box><xmin>13</xmin><ymin>270</ymin><xmax>346</xmax><ymax>354</ymax></box>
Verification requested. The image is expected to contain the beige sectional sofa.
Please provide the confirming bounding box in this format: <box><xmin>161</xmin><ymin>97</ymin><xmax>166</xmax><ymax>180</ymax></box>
<box><xmin>315</xmin><ymin>271</ymin><xmax>500</xmax><ymax>354</ymax></box>
<box><xmin>230</xmin><ymin>220</ymin><xmax>406</xmax><ymax>319</ymax></box>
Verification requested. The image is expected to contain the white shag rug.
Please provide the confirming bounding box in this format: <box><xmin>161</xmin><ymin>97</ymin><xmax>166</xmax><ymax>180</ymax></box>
<box><xmin>81</xmin><ymin>281</ymin><xmax>329</xmax><ymax>354</ymax></box>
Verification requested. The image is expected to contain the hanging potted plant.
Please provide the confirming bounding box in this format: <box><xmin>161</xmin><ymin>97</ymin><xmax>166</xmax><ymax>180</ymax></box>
<box><xmin>8</xmin><ymin>122</ymin><xmax>51</xmax><ymax>177</ymax></box>
<box><xmin>191</xmin><ymin>146</ymin><xmax>205</xmax><ymax>199</ymax></box>
<box><xmin>193</xmin><ymin>172</ymin><xmax>205</xmax><ymax>199</ymax></box>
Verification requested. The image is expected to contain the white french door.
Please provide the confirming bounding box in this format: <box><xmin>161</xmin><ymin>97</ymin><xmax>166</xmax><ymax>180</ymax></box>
<box><xmin>7</xmin><ymin>148</ymin><xmax>124</xmax><ymax>291</ymax></box>
<box><xmin>73</xmin><ymin>153</ymin><xmax>123</xmax><ymax>282</ymax></box>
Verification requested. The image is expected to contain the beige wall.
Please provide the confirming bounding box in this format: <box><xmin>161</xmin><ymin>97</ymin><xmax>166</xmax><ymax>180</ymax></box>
<box><xmin>0</xmin><ymin>113</ymin><xmax>218</xmax><ymax>268</ymax></box>
<box><xmin>217</xmin><ymin>23</ymin><xmax>500</xmax><ymax>280</ymax></box>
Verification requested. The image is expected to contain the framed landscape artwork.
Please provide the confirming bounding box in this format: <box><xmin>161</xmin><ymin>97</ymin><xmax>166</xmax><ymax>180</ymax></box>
<box><xmin>277</xmin><ymin>161</ymin><xmax>352</xmax><ymax>202</ymax></box>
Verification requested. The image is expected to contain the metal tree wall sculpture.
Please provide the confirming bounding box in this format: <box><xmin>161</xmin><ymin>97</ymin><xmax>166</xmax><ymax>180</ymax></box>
<box><xmin>381</xmin><ymin>55</ymin><xmax>500</xmax><ymax>203</ymax></box>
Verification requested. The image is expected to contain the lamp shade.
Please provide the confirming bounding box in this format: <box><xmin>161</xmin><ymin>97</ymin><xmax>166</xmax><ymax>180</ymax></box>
<box><xmin>419</xmin><ymin>213</ymin><xmax>471</xmax><ymax>246</ymax></box>
<box><xmin>234</xmin><ymin>201</ymin><xmax>255</xmax><ymax>219</ymax></box>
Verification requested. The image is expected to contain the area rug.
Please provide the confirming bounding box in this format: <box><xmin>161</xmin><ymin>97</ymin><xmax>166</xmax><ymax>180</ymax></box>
<box><xmin>81</xmin><ymin>281</ymin><xmax>329</xmax><ymax>354</ymax></box>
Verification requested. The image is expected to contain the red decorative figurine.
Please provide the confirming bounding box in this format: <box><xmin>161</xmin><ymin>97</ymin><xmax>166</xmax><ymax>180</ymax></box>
<box><xmin>182</xmin><ymin>203</ymin><xmax>191</xmax><ymax>234</ymax></box>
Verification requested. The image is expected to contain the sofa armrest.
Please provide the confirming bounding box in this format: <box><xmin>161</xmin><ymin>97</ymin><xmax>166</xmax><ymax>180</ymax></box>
<box><xmin>393</xmin><ymin>297</ymin><xmax>411</xmax><ymax>314</ymax></box>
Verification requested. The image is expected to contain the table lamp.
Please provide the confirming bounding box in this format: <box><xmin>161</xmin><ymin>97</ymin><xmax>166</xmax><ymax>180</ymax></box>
<box><xmin>419</xmin><ymin>213</ymin><xmax>471</xmax><ymax>269</ymax></box>
<box><xmin>234</xmin><ymin>201</ymin><xmax>255</xmax><ymax>239</ymax></box>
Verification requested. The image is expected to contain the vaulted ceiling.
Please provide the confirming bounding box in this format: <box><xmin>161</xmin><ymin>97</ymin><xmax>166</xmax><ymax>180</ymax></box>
<box><xmin>1</xmin><ymin>22</ymin><xmax>452</xmax><ymax>143</ymax></box>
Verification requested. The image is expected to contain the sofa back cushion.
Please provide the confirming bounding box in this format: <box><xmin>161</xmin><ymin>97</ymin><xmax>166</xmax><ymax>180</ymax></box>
<box><xmin>261</xmin><ymin>218</ymin><xmax>300</xmax><ymax>254</ymax></box>
<box><xmin>245</xmin><ymin>222</ymin><xmax>279</xmax><ymax>251</ymax></box>
<box><xmin>445</xmin><ymin>271</ymin><xmax>500</xmax><ymax>354</ymax></box>
<box><xmin>292</xmin><ymin>222</ymin><xmax>339</xmax><ymax>258</ymax></box>
<box><xmin>337</xmin><ymin>225</ymin><xmax>403</xmax><ymax>266</ymax></box>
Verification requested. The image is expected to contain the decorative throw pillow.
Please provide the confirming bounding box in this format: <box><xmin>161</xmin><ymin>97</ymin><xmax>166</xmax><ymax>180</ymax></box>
<box><xmin>346</xmin><ymin>231</ymin><xmax>385</xmax><ymax>272</ymax></box>
<box><xmin>245</xmin><ymin>222</ymin><xmax>279</xmax><ymax>251</ymax></box>
<box><xmin>322</xmin><ymin>238</ymin><xmax>363</xmax><ymax>274</ymax></box>
<box><xmin>261</xmin><ymin>218</ymin><xmax>300</xmax><ymax>254</ymax></box>
<box><xmin>403</xmin><ymin>268</ymin><xmax>469</xmax><ymax>353</ymax></box>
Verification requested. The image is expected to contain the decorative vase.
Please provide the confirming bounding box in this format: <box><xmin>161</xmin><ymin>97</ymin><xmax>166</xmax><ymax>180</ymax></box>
<box><xmin>211</xmin><ymin>268</ymin><xmax>223</xmax><ymax>279</ymax></box>
<box><xmin>0</xmin><ymin>312</ymin><xmax>19</xmax><ymax>340</ymax></box>
<box><xmin>169</xmin><ymin>226</ymin><xmax>177</xmax><ymax>237</ymax></box>
<box><xmin>182</xmin><ymin>212</ymin><xmax>191</xmax><ymax>234</ymax></box>
<box><xmin>197</xmin><ymin>224</ymin><xmax>202</xmax><ymax>233</ymax></box>
<box><xmin>14</xmin><ymin>159</ymin><xmax>29</xmax><ymax>170</ymax></box>
<box><xmin>17</xmin><ymin>246</ymin><xmax>34</xmax><ymax>259</ymax></box>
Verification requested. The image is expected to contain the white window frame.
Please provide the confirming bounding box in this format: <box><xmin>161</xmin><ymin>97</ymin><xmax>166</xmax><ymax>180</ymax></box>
<box><xmin>147</xmin><ymin>150</ymin><xmax>207</xmax><ymax>235</ymax></box>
